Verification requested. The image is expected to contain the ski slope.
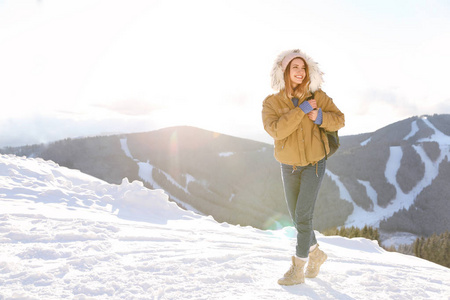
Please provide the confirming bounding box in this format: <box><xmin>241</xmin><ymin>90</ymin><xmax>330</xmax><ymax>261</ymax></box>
<box><xmin>0</xmin><ymin>154</ymin><xmax>449</xmax><ymax>299</ymax></box>
<box><xmin>331</xmin><ymin>116</ymin><xmax>450</xmax><ymax>229</ymax></box>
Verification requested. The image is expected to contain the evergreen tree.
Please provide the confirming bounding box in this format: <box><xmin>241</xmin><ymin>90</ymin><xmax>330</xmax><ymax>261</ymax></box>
<box><xmin>413</xmin><ymin>231</ymin><xmax>449</xmax><ymax>268</ymax></box>
<box><xmin>325</xmin><ymin>225</ymin><xmax>380</xmax><ymax>244</ymax></box>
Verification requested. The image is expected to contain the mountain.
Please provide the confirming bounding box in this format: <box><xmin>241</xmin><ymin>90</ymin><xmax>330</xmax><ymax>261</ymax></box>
<box><xmin>2</xmin><ymin>114</ymin><xmax>449</xmax><ymax>243</ymax></box>
<box><xmin>327</xmin><ymin>114</ymin><xmax>450</xmax><ymax>237</ymax></box>
<box><xmin>2</xmin><ymin>126</ymin><xmax>286</xmax><ymax>230</ymax></box>
<box><xmin>1</xmin><ymin>154</ymin><xmax>449</xmax><ymax>299</ymax></box>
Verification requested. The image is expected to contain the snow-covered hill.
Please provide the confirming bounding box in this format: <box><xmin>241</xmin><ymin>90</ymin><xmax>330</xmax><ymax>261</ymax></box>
<box><xmin>0</xmin><ymin>154</ymin><xmax>449</xmax><ymax>299</ymax></box>
<box><xmin>323</xmin><ymin>114</ymin><xmax>450</xmax><ymax>239</ymax></box>
<box><xmin>1</xmin><ymin>115</ymin><xmax>449</xmax><ymax>246</ymax></box>
<box><xmin>329</xmin><ymin>116</ymin><xmax>450</xmax><ymax>229</ymax></box>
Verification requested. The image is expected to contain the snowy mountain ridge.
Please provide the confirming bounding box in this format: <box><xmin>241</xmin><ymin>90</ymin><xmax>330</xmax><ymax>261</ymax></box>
<box><xmin>1</xmin><ymin>154</ymin><xmax>449</xmax><ymax>299</ymax></box>
<box><xmin>328</xmin><ymin>116</ymin><xmax>450</xmax><ymax>228</ymax></box>
<box><xmin>113</xmin><ymin>115</ymin><xmax>450</xmax><ymax>240</ymax></box>
<box><xmin>1</xmin><ymin>114</ymin><xmax>449</xmax><ymax>240</ymax></box>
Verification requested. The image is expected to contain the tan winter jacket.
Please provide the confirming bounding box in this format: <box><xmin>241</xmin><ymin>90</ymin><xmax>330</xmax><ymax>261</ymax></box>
<box><xmin>262</xmin><ymin>89</ymin><xmax>345</xmax><ymax>166</ymax></box>
<box><xmin>262</xmin><ymin>49</ymin><xmax>345</xmax><ymax>167</ymax></box>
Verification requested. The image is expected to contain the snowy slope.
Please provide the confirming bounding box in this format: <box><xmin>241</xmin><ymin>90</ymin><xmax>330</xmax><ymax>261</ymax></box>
<box><xmin>3</xmin><ymin>116</ymin><xmax>449</xmax><ymax>239</ymax></box>
<box><xmin>328</xmin><ymin>116</ymin><xmax>450</xmax><ymax>228</ymax></box>
<box><xmin>120</xmin><ymin>137</ymin><xmax>202</xmax><ymax>215</ymax></box>
<box><xmin>0</xmin><ymin>154</ymin><xmax>449</xmax><ymax>300</ymax></box>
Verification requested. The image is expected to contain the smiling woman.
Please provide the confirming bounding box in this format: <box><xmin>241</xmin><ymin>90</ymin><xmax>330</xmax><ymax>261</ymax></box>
<box><xmin>288</xmin><ymin>58</ymin><xmax>307</xmax><ymax>87</ymax></box>
<box><xmin>262</xmin><ymin>49</ymin><xmax>345</xmax><ymax>286</ymax></box>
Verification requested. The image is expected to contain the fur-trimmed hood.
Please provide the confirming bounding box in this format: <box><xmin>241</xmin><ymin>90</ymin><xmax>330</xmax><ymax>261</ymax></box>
<box><xmin>270</xmin><ymin>49</ymin><xmax>324</xmax><ymax>92</ymax></box>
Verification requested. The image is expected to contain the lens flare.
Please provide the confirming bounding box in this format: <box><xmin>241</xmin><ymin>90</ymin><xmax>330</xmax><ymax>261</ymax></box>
<box><xmin>262</xmin><ymin>213</ymin><xmax>293</xmax><ymax>231</ymax></box>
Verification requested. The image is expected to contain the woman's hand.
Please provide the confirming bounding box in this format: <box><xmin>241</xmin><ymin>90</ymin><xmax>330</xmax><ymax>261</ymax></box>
<box><xmin>308</xmin><ymin>109</ymin><xmax>318</xmax><ymax>121</ymax></box>
<box><xmin>308</xmin><ymin>99</ymin><xmax>317</xmax><ymax>109</ymax></box>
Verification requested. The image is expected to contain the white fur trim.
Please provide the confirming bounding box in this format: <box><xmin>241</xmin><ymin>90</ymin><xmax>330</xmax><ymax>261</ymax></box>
<box><xmin>271</xmin><ymin>49</ymin><xmax>324</xmax><ymax>92</ymax></box>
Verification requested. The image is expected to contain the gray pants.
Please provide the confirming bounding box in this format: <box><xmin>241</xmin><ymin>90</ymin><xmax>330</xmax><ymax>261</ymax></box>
<box><xmin>281</xmin><ymin>159</ymin><xmax>326</xmax><ymax>258</ymax></box>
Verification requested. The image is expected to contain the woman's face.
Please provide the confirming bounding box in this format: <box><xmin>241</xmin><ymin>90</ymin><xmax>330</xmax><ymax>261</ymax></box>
<box><xmin>289</xmin><ymin>58</ymin><xmax>306</xmax><ymax>88</ymax></box>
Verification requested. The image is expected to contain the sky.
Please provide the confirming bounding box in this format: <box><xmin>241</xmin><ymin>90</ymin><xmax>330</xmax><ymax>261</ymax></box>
<box><xmin>1</xmin><ymin>0</ymin><xmax>450</xmax><ymax>147</ymax></box>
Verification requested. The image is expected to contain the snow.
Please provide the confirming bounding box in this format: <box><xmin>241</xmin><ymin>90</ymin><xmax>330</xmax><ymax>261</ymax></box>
<box><xmin>357</xmin><ymin>179</ymin><xmax>377</xmax><ymax>210</ymax></box>
<box><xmin>1</xmin><ymin>154</ymin><xmax>449</xmax><ymax>299</ymax></box>
<box><xmin>380</xmin><ymin>231</ymin><xmax>418</xmax><ymax>249</ymax></box>
<box><xmin>120</xmin><ymin>138</ymin><xmax>134</xmax><ymax>159</ymax></box>
<box><xmin>229</xmin><ymin>193</ymin><xmax>236</xmax><ymax>202</ymax></box>
<box><xmin>136</xmin><ymin>161</ymin><xmax>200</xmax><ymax>215</ymax></box>
<box><xmin>325</xmin><ymin>170</ymin><xmax>369</xmax><ymax>226</ymax></box>
<box><xmin>360</xmin><ymin>137</ymin><xmax>371</xmax><ymax>146</ymax></box>
<box><xmin>119</xmin><ymin>136</ymin><xmax>203</xmax><ymax>216</ymax></box>
<box><xmin>325</xmin><ymin>170</ymin><xmax>353</xmax><ymax>205</ymax></box>
<box><xmin>418</xmin><ymin>117</ymin><xmax>450</xmax><ymax>146</ymax></box>
<box><xmin>403</xmin><ymin>120</ymin><xmax>419</xmax><ymax>141</ymax></box>
<box><xmin>219</xmin><ymin>152</ymin><xmax>234</xmax><ymax>157</ymax></box>
<box><xmin>330</xmin><ymin>118</ymin><xmax>450</xmax><ymax>230</ymax></box>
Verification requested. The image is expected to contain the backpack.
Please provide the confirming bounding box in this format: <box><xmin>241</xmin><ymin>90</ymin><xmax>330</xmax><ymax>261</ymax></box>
<box><xmin>322</xmin><ymin>129</ymin><xmax>339</xmax><ymax>159</ymax></box>
<box><xmin>307</xmin><ymin>93</ymin><xmax>340</xmax><ymax>159</ymax></box>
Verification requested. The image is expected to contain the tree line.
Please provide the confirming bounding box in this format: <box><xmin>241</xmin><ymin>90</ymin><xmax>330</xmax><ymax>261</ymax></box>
<box><xmin>324</xmin><ymin>226</ymin><xmax>449</xmax><ymax>268</ymax></box>
<box><xmin>323</xmin><ymin>225</ymin><xmax>380</xmax><ymax>244</ymax></box>
<box><xmin>413</xmin><ymin>231</ymin><xmax>449</xmax><ymax>268</ymax></box>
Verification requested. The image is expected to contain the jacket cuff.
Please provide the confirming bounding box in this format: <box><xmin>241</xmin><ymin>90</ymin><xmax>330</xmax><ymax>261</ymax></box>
<box><xmin>299</xmin><ymin>101</ymin><xmax>313</xmax><ymax>114</ymax></box>
<box><xmin>314</xmin><ymin>108</ymin><xmax>323</xmax><ymax>125</ymax></box>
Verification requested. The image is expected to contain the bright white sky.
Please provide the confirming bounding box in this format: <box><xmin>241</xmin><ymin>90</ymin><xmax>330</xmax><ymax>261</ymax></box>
<box><xmin>1</xmin><ymin>0</ymin><xmax>449</xmax><ymax>147</ymax></box>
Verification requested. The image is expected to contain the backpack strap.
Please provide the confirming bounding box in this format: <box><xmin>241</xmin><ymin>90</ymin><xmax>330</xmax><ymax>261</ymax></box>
<box><xmin>310</xmin><ymin>92</ymin><xmax>329</xmax><ymax>160</ymax></box>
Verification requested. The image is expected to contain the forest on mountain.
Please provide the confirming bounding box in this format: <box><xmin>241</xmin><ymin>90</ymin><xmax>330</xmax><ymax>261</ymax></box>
<box><xmin>413</xmin><ymin>231</ymin><xmax>450</xmax><ymax>268</ymax></box>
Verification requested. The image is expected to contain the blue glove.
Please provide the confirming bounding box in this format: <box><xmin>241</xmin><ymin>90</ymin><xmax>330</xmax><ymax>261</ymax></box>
<box><xmin>314</xmin><ymin>108</ymin><xmax>323</xmax><ymax>125</ymax></box>
<box><xmin>299</xmin><ymin>100</ymin><xmax>314</xmax><ymax>114</ymax></box>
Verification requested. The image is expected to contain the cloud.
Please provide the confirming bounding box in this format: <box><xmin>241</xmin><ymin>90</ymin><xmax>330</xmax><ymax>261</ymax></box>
<box><xmin>0</xmin><ymin>113</ymin><xmax>158</xmax><ymax>148</ymax></box>
<box><xmin>429</xmin><ymin>99</ymin><xmax>450</xmax><ymax>116</ymax></box>
<box><xmin>92</xmin><ymin>99</ymin><xmax>163</xmax><ymax>116</ymax></box>
<box><xmin>357</xmin><ymin>88</ymin><xmax>419</xmax><ymax>117</ymax></box>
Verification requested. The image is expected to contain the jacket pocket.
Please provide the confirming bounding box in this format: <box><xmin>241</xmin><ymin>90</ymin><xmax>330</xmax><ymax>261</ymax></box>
<box><xmin>275</xmin><ymin>138</ymin><xmax>287</xmax><ymax>151</ymax></box>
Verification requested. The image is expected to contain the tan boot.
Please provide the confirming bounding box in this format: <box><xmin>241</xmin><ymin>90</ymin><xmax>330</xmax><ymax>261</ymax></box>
<box><xmin>278</xmin><ymin>256</ymin><xmax>306</xmax><ymax>285</ymax></box>
<box><xmin>305</xmin><ymin>245</ymin><xmax>327</xmax><ymax>278</ymax></box>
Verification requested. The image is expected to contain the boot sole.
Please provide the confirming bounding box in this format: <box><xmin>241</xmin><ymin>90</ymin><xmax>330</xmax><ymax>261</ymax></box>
<box><xmin>278</xmin><ymin>279</ymin><xmax>305</xmax><ymax>286</ymax></box>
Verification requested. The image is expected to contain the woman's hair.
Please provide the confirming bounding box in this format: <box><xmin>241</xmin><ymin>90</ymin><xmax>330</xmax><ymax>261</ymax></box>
<box><xmin>283</xmin><ymin>57</ymin><xmax>311</xmax><ymax>99</ymax></box>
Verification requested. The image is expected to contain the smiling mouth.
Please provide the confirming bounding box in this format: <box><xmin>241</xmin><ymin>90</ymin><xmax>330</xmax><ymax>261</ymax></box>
<box><xmin>295</xmin><ymin>76</ymin><xmax>303</xmax><ymax>80</ymax></box>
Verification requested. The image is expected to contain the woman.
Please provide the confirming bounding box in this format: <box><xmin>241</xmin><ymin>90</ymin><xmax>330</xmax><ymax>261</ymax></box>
<box><xmin>262</xmin><ymin>49</ymin><xmax>345</xmax><ymax>285</ymax></box>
